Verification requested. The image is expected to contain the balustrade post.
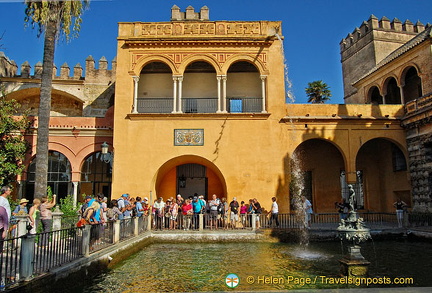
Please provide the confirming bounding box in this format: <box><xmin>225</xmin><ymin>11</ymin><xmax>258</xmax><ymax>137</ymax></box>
<box><xmin>134</xmin><ymin>217</ymin><xmax>139</xmax><ymax>236</ymax></box>
<box><xmin>52</xmin><ymin>207</ymin><xmax>64</xmax><ymax>231</ymax></box>
<box><xmin>199</xmin><ymin>214</ymin><xmax>204</xmax><ymax>231</ymax></box>
<box><xmin>113</xmin><ymin>220</ymin><xmax>121</xmax><ymax>243</ymax></box>
<box><xmin>147</xmin><ymin>214</ymin><xmax>152</xmax><ymax>231</ymax></box>
<box><xmin>252</xmin><ymin>214</ymin><xmax>257</xmax><ymax>231</ymax></box>
<box><xmin>19</xmin><ymin>233</ymin><xmax>36</xmax><ymax>281</ymax></box>
<box><xmin>15</xmin><ymin>215</ymin><xmax>29</xmax><ymax>237</ymax></box>
<box><xmin>81</xmin><ymin>225</ymin><xmax>91</xmax><ymax>257</ymax></box>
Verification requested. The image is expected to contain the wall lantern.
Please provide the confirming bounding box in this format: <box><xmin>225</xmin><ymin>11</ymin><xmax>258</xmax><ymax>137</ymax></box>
<box><xmin>100</xmin><ymin>142</ymin><xmax>113</xmax><ymax>164</ymax></box>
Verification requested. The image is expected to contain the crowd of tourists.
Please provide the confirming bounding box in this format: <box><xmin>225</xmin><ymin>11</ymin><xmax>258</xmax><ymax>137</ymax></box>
<box><xmin>101</xmin><ymin>193</ymin><xmax>270</xmax><ymax>230</ymax></box>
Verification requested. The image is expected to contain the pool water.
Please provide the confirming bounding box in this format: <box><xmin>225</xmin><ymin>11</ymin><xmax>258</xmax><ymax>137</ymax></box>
<box><xmin>60</xmin><ymin>240</ymin><xmax>432</xmax><ymax>292</ymax></box>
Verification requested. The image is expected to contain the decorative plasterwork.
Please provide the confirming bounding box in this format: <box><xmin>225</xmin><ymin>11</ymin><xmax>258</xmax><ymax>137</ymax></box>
<box><xmin>131</xmin><ymin>52</ymin><xmax>268</xmax><ymax>73</ymax></box>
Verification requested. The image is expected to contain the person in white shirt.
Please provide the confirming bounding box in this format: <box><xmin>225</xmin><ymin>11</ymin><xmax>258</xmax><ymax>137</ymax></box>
<box><xmin>0</xmin><ymin>186</ymin><xmax>12</xmax><ymax>220</ymax></box>
<box><xmin>268</xmin><ymin>197</ymin><xmax>280</xmax><ymax>227</ymax></box>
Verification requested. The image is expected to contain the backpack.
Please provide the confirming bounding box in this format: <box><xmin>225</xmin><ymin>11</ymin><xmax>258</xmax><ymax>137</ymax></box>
<box><xmin>106</xmin><ymin>208</ymin><xmax>115</xmax><ymax>220</ymax></box>
<box><xmin>218</xmin><ymin>202</ymin><xmax>225</xmax><ymax>215</ymax></box>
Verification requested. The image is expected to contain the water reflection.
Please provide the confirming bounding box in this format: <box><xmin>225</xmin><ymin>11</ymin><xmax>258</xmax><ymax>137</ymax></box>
<box><xmin>73</xmin><ymin>240</ymin><xmax>431</xmax><ymax>292</ymax></box>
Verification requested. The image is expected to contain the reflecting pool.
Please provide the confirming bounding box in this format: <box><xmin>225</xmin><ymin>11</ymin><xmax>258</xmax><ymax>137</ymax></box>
<box><xmin>64</xmin><ymin>240</ymin><xmax>432</xmax><ymax>292</ymax></box>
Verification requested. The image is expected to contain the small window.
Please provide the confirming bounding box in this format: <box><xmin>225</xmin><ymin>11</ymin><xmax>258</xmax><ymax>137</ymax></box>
<box><xmin>392</xmin><ymin>145</ymin><xmax>407</xmax><ymax>171</ymax></box>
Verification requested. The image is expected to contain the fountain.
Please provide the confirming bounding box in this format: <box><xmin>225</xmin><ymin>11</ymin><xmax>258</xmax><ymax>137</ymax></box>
<box><xmin>337</xmin><ymin>184</ymin><xmax>371</xmax><ymax>276</ymax></box>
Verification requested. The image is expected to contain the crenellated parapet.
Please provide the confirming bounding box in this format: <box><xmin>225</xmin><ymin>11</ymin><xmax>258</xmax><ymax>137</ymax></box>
<box><xmin>2</xmin><ymin>55</ymin><xmax>116</xmax><ymax>83</ymax></box>
<box><xmin>340</xmin><ymin>15</ymin><xmax>429</xmax><ymax>102</ymax></box>
<box><xmin>0</xmin><ymin>51</ymin><xmax>18</xmax><ymax>77</ymax></box>
<box><xmin>340</xmin><ymin>15</ymin><xmax>426</xmax><ymax>53</ymax></box>
<box><xmin>171</xmin><ymin>5</ymin><xmax>209</xmax><ymax>21</ymax></box>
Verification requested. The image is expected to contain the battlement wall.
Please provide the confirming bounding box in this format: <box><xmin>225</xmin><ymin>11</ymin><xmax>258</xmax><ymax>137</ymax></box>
<box><xmin>0</xmin><ymin>51</ymin><xmax>18</xmax><ymax>77</ymax></box>
<box><xmin>340</xmin><ymin>15</ymin><xmax>425</xmax><ymax>54</ymax></box>
<box><xmin>2</xmin><ymin>55</ymin><xmax>116</xmax><ymax>84</ymax></box>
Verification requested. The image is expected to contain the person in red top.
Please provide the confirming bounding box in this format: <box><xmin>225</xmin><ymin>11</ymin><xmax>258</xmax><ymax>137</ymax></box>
<box><xmin>181</xmin><ymin>199</ymin><xmax>193</xmax><ymax>230</ymax></box>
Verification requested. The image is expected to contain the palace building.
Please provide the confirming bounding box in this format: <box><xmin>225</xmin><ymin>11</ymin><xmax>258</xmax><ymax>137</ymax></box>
<box><xmin>2</xmin><ymin>6</ymin><xmax>430</xmax><ymax>213</ymax></box>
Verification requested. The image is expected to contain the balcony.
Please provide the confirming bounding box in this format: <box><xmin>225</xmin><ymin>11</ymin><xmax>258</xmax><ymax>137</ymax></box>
<box><xmin>136</xmin><ymin>97</ymin><xmax>263</xmax><ymax>114</ymax></box>
<box><xmin>405</xmin><ymin>92</ymin><xmax>432</xmax><ymax>116</ymax></box>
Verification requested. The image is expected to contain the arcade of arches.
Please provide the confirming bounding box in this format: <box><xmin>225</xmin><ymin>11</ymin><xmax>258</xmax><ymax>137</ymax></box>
<box><xmin>291</xmin><ymin>138</ymin><xmax>410</xmax><ymax>213</ymax></box>
<box><xmin>368</xmin><ymin>66</ymin><xmax>423</xmax><ymax>105</ymax></box>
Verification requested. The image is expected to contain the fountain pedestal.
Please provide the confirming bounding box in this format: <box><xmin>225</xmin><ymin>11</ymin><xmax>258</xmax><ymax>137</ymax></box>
<box><xmin>337</xmin><ymin>197</ymin><xmax>371</xmax><ymax>277</ymax></box>
<box><xmin>339</xmin><ymin>245</ymin><xmax>370</xmax><ymax>277</ymax></box>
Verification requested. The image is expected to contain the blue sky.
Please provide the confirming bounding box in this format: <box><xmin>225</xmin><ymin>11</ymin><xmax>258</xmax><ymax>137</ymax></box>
<box><xmin>0</xmin><ymin>0</ymin><xmax>431</xmax><ymax>104</ymax></box>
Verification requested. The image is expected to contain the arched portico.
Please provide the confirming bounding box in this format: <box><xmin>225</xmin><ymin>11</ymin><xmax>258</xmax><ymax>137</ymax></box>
<box><xmin>291</xmin><ymin>138</ymin><xmax>346</xmax><ymax>213</ymax></box>
<box><xmin>153</xmin><ymin>155</ymin><xmax>227</xmax><ymax>201</ymax></box>
<box><xmin>355</xmin><ymin>138</ymin><xmax>410</xmax><ymax>212</ymax></box>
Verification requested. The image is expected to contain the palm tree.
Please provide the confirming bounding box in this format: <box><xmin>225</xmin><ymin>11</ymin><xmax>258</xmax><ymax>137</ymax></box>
<box><xmin>305</xmin><ymin>80</ymin><xmax>332</xmax><ymax>104</ymax></box>
<box><xmin>24</xmin><ymin>1</ymin><xmax>89</xmax><ymax>198</ymax></box>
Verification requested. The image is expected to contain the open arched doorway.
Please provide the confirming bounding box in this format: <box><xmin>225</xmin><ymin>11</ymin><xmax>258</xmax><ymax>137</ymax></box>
<box><xmin>355</xmin><ymin>138</ymin><xmax>410</xmax><ymax>212</ymax></box>
<box><xmin>291</xmin><ymin>139</ymin><xmax>346</xmax><ymax>213</ymax></box>
<box><xmin>154</xmin><ymin>155</ymin><xmax>226</xmax><ymax>201</ymax></box>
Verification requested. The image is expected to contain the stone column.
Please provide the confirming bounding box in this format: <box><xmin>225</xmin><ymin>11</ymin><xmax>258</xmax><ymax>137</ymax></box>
<box><xmin>178</xmin><ymin>76</ymin><xmax>184</xmax><ymax>113</ymax></box>
<box><xmin>132</xmin><ymin>76</ymin><xmax>140</xmax><ymax>113</ymax></box>
<box><xmin>217</xmin><ymin>75</ymin><xmax>222</xmax><ymax>113</ymax></box>
<box><xmin>221</xmin><ymin>75</ymin><xmax>227</xmax><ymax>113</ymax></box>
<box><xmin>172</xmin><ymin>76</ymin><xmax>178</xmax><ymax>113</ymax></box>
<box><xmin>72</xmin><ymin>181</ymin><xmax>78</xmax><ymax>208</ymax></box>
<box><xmin>260</xmin><ymin>75</ymin><xmax>267</xmax><ymax>113</ymax></box>
<box><xmin>399</xmin><ymin>85</ymin><xmax>405</xmax><ymax>104</ymax></box>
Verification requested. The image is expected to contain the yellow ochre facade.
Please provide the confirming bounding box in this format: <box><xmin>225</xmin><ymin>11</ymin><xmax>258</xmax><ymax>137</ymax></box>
<box><xmin>111</xmin><ymin>7</ymin><xmax>411</xmax><ymax>213</ymax></box>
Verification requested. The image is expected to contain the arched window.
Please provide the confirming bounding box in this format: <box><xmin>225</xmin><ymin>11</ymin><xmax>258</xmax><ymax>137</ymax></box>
<box><xmin>368</xmin><ymin>86</ymin><xmax>383</xmax><ymax>104</ymax></box>
<box><xmin>138</xmin><ymin>61</ymin><xmax>173</xmax><ymax>113</ymax></box>
<box><xmin>227</xmin><ymin>61</ymin><xmax>261</xmax><ymax>113</ymax></box>
<box><xmin>384</xmin><ymin>78</ymin><xmax>401</xmax><ymax>104</ymax></box>
<box><xmin>26</xmin><ymin>151</ymin><xmax>72</xmax><ymax>201</ymax></box>
<box><xmin>80</xmin><ymin>152</ymin><xmax>112</xmax><ymax>199</ymax></box>
<box><xmin>183</xmin><ymin>61</ymin><xmax>218</xmax><ymax>113</ymax></box>
<box><xmin>403</xmin><ymin>67</ymin><xmax>422</xmax><ymax>103</ymax></box>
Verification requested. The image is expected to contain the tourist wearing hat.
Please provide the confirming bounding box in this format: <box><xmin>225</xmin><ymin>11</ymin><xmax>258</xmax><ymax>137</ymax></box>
<box><xmin>13</xmin><ymin>198</ymin><xmax>30</xmax><ymax>216</ymax></box>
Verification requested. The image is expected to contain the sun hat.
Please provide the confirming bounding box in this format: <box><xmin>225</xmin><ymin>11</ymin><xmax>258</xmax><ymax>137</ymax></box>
<box><xmin>19</xmin><ymin>198</ymin><xmax>29</xmax><ymax>204</ymax></box>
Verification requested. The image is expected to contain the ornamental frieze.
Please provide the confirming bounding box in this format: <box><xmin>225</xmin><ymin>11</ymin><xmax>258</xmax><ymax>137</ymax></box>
<box><xmin>138</xmin><ymin>22</ymin><xmax>263</xmax><ymax>37</ymax></box>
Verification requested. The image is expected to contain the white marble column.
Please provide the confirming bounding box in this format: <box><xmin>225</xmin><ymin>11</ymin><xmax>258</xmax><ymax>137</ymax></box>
<box><xmin>221</xmin><ymin>75</ymin><xmax>227</xmax><ymax>113</ymax></box>
<box><xmin>72</xmin><ymin>181</ymin><xmax>78</xmax><ymax>208</ymax></box>
<box><xmin>216</xmin><ymin>75</ymin><xmax>222</xmax><ymax>113</ymax></box>
<box><xmin>132</xmin><ymin>76</ymin><xmax>140</xmax><ymax>113</ymax></box>
<box><xmin>261</xmin><ymin>75</ymin><xmax>267</xmax><ymax>113</ymax></box>
<box><xmin>172</xmin><ymin>76</ymin><xmax>178</xmax><ymax>113</ymax></box>
<box><xmin>178</xmin><ymin>76</ymin><xmax>184</xmax><ymax>113</ymax></box>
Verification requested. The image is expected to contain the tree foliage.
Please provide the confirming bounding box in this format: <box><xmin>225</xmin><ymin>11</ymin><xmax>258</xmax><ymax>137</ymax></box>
<box><xmin>25</xmin><ymin>0</ymin><xmax>89</xmax><ymax>41</ymax></box>
<box><xmin>0</xmin><ymin>86</ymin><xmax>31</xmax><ymax>186</ymax></box>
<box><xmin>305</xmin><ymin>80</ymin><xmax>332</xmax><ymax>104</ymax></box>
